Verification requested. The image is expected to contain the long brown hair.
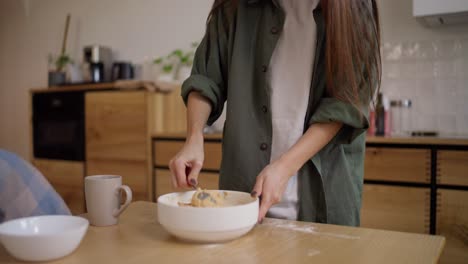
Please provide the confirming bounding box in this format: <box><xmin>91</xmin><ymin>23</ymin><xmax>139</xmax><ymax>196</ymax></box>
<box><xmin>322</xmin><ymin>0</ymin><xmax>381</xmax><ymax>107</ymax></box>
<box><xmin>209</xmin><ymin>0</ymin><xmax>381</xmax><ymax>107</ymax></box>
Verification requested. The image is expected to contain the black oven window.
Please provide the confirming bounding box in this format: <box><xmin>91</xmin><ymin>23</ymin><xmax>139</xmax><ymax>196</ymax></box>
<box><xmin>33</xmin><ymin>91</ymin><xmax>85</xmax><ymax>161</ymax></box>
<box><xmin>37</xmin><ymin>121</ymin><xmax>79</xmax><ymax>146</ymax></box>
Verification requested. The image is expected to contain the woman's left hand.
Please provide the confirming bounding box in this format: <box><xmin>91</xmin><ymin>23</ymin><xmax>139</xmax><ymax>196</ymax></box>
<box><xmin>251</xmin><ymin>160</ymin><xmax>294</xmax><ymax>223</ymax></box>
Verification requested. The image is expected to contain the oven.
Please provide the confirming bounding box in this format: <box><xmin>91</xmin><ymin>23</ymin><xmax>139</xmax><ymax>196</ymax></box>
<box><xmin>32</xmin><ymin>91</ymin><xmax>85</xmax><ymax>161</ymax></box>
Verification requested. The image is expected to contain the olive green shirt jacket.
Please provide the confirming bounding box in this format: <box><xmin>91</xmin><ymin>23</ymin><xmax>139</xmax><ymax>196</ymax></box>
<box><xmin>182</xmin><ymin>0</ymin><xmax>372</xmax><ymax>226</ymax></box>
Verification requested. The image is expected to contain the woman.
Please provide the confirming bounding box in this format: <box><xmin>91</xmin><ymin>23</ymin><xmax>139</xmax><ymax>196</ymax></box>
<box><xmin>169</xmin><ymin>0</ymin><xmax>381</xmax><ymax>226</ymax></box>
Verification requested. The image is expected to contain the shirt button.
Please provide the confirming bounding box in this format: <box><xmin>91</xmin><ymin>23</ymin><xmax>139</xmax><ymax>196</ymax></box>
<box><xmin>261</xmin><ymin>65</ymin><xmax>268</xmax><ymax>72</ymax></box>
<box><xmin>260</xmin><ymin>143</ymin><xmax>268</xmax><ymax>151</ymax></box>
<box><xmin>262</xmin><ymin>105</ymin><xmax>268</xmax><ymax>113</ymax></box>
<box><xmin>270</xmin><ymin>27</ymin><xmax>279</xmax><ymax>35</ymax></box>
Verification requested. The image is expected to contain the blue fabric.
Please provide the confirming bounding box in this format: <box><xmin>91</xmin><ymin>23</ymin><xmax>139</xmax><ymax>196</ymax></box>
<box><xmin>0</xmin><ymin>149</ymin><xmax>71</xmax><ymax>223</ymax></box>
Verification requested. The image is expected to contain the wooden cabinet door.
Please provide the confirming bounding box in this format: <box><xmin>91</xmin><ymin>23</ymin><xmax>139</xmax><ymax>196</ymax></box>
<box><xmin>32</xmin><ymin>159</ymin><xmax>85</xmax><ymax>215</ymax></box>
<box><xmin>437</xmin><ymin>189</ymin><xmax>468</xmax><ymax>264</ymax></box>
<box><xmin>151</xmin><ymin>89</ymin><xmax>187</xmax><ymax>134</ymax></box>
<box><xmin>361</xmin><ymin>184</ymin><xmax>430</xmax><ymax>234</ymax></box>
<box><xmin>438</xmin><ymin>150</ymin><xmax>468</xmax><ymax>187</ymax></box>
<box><xmin>86</xmin><ymin>159</ymin><xmax>148</xmax><ymax>201</ymax></box>
<box><xmin>85</xmin><ymin>91</ymin><xmax>149</xmax><ymax>201</ymax></box>
<box><xmin>365</xmin><ymin>147</ymin><xmax>430</xmax><ymax>183</ymax></box>
<box><xmin>154</xmin><ymin>169</ymin><xmax>219</xmax><ymax>200</ymax></box>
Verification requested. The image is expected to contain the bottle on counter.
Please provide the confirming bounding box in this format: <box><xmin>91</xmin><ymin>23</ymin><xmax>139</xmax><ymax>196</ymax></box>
<box><xmin>368</xmin><ymin>103</ymin><xmax>376</xmax><ymax>136</ymax></box>
<box><xmin>401</xmin><ymin>99</ymin><xmax>413</xmax><ymax>136</ymax></box>
<box><xmin>384</xmin><ymin>96</ymin><xmax>391</xmax><ymax>136</ymax></box>
<box><xmin>390</xmin><ymin>100</ymin><xmax>402</xmax><ymax>136</ymax></box>
<box><xmin>375</xmin><ymin>92</ymin><xmax>385</xmax><ymax>136</ymax></box>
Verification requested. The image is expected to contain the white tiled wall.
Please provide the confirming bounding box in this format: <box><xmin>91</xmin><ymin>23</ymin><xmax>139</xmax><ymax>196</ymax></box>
<box><xmin>381</xmin><ymin>38</ymin><xmax>468</xmax><ymax>136</ymax></box>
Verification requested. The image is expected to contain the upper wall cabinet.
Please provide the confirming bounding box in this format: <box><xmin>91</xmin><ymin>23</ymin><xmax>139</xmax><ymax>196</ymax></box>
<box><xmin>413</xmin><ymin>0</ymin><xmax>468</xmax><ymax>26</ymax></box>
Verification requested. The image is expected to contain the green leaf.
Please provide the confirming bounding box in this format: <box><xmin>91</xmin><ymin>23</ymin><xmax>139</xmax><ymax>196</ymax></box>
<box><xmin>162</xmin><ymin>64</ymin><xmax>173</xmax><ymax>73</ymax></box>
<box><xmin>55</xmin><ymin>54</ymin><xmax>72</xmax><ymax>71</ymax></box>
<box><xmin>153</xmin><ymin>57</ymin><xmax>163</xmax><ymax>64</ymax></box>
<box><xmin>171</xmin><ymin>49</ymin><xmax>183</xmax><ymax>58</ymax></box>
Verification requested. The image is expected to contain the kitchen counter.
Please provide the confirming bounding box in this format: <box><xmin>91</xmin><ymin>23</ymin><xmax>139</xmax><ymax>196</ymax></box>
<box><xmin>154</xmin><ymin>132</ymin><xmax>223</xmax><ymax>141</ymax></box>
<box><xmin>30</xmin><ymin>82</ymin><xmax>117</xmax><ymax>93</ymax></box>
<box><xmin>0</xmin><ymin>201</ymin><xmax>445</xmax><ymax>264</ymax></box>
<box><xmin>154</xmin><ymin>133</ymin><xmax>468</xmax><ymax>146</ymax></box>
<box><xmin>367</xmin><ymin>135</ymin><xmax>468</xmax><ymax>146</ymax></box>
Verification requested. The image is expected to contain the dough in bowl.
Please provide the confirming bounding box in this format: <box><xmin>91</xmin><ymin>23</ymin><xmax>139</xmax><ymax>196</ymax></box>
<box><xmin>188</xmin><ymin>188</ymin><xmax>227</xmax><ymax>207</ymax></box>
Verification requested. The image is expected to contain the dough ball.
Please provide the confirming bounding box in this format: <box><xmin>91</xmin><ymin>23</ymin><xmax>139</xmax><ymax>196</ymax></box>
<box><xmin>190</xmin><ymin>188</ymin><xmax>227</xmax><ymax>207</ymax></box>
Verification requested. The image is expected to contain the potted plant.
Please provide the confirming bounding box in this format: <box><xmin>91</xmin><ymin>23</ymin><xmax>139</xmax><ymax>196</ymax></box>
<box><xmin>153</xmin><ymin>42</ymin><xmax>199</xmax><ymax>83</ymax></box>
<box><xmin>153</xmin><ymin>54</ymin><xmax>177</xmax><ymax>83</ymax></box>
<box><xmin>48</xmin><ymin>53</ymin><xmax>73</xmax><ymax>86</ymax></box>
<box><xmin>48</xmin><ymin>14</ymin><xmax>73</xmax><ymax>87</ymax></box>
<box><xmin>174</xmin><ymin>42</ymin><xmax>198</xmax><ymax>81</ymax></box>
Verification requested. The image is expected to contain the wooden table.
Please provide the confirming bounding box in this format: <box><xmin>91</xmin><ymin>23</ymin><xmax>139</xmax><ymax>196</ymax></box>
<box><xmin>0</xmin><ymin>202</ymin><xmax>445</xmax><ymax>264</ymax></box>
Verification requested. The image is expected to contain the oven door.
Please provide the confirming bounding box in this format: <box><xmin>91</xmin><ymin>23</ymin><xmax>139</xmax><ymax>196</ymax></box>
<box><xmin>33</xmin><ymin>92</ymin><xmax>85</xmax><ymax>161</ymax></box>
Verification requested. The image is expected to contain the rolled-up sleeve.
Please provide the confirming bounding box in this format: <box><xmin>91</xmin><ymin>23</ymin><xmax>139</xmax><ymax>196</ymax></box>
<box><xmin>308</xmin><ymin>96</ymin><xmax>369</xmax><ymax>144</ymax></box>
<box><xmin>181</xmin><ymin>5</ymin><xmax>232</xmax><ymax>126</ymax></box>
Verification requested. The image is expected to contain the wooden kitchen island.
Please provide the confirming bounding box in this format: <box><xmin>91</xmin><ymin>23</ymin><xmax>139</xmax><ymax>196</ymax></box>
<box><xmin>0</xmin><ymin>202</ymin><xmax>445</xmax><ymax>264</ymax></box>
<box><xmin>152</xmin><ymin>133</ymin><xmax>468</xmax><ymax>264</ymax></box>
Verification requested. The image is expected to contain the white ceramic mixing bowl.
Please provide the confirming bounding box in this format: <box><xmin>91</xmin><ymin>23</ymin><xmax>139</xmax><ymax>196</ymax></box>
<box><xmin>0</xmin><ymin>215</ymin><xmax>89</xmax><ymax>262</ymax></box>
<box><xmin>157</xmin><ymin>190</ymin><xmax>259</xmax><ymax>243</ymax></box>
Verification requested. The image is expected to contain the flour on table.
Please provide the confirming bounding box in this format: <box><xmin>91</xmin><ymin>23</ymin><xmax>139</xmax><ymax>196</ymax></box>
<box><xmin>307</xmin><ymin>249</ymin><xmax>321</xmax><ymax>257</ymax></box>
<box><xmin>264</xmin><ymin>219</ymin><xmax>360</xmax><ymax>240</ymax></box>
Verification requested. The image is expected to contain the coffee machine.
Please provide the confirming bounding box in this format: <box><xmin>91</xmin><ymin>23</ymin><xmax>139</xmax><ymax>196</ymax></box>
<box><xmin>83</xmin><ymin>45</ymin><xmax>112</xmax><ymax>83</ymax></box>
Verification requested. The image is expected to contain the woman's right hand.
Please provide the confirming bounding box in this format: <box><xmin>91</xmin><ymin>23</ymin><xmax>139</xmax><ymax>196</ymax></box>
<box><xmin>169</xmin><ymin>135</ymin><xmax>204</xmax><ymax>189</ymax></box>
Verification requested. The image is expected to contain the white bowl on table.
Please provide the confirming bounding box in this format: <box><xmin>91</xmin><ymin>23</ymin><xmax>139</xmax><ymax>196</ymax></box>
<box><xmin>157</xmin><ymin>190</ymin><xmax>259</xmax><ymax>243</ymax></box>
<box><xmin>0</xmin><ymin>215</ymin><xmax>89</xmax><ymax>262</ymax></box>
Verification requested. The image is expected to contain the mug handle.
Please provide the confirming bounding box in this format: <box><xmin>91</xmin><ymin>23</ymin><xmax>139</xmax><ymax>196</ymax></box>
<box><xmin>113</xmin><ymin>185</ymin><xmax>132</xmax><ymax>217</ymax></box>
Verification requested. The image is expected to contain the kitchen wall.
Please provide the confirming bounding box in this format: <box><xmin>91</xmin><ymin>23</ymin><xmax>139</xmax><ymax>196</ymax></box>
<box><xmin>0</xmin><ymin>0</ymin><xmax>213</xmax><ymax>158</ymax></box>
<box><xmin>377</xmin><ymin>0</ymin><xmax>468</xmax><ymax>136</ymax></box>
<box><xmin>1</xmin><ymin>0</ymin><xmax>468</xmax><ymax>159</ymax></box>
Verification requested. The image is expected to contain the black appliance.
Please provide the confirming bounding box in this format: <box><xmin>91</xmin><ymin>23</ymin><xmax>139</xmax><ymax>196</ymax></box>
<box><xmin>90</xmin><ymin>62</ymin><xmax>105</xmax><ymax>83</ymax></box>
<box><xmin>111</xmin><ymin>62</ymin><xmax>134</xmax><ymax>81</ymax></box>
<box><xmin>32</xmin><ymin>91</ymin><xmax>85</xmax><ymax>161</ymax></box>
<box><xmin>83</xmin><ymin>45</ymin><xmax>112</xmax><ymax>83</ymax></box>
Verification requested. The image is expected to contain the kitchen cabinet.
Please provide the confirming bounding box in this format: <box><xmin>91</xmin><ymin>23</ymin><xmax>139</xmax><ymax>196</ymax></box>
<box><xmin>151</xmin><ymin>89</ymin><xmax>187</xmax><ymax>134</ymax></box>
<box><xmin>85</xmin><ymin>90</ymin><xmax>150</xmax><ymax>201</ymax></box>
<box><xmin>360</xmin><ymin>184</ymin><xmax>430</xmax><ymax>233</ymax></box>
<box><xmin>32</xmin><ymin>159</ymin><xmax>85</xmax><ymax>214</ymax></box>
<box><xmin>437</xmin><ymin>150</ymin><xmax>468</xmax><ymax>187</ymax></box>
<box><xmin>364</xmin><ymin>147</ymin><xmax>430</xmax><ymax>183</ymax></box>
<box><xmin>30</xmin><ymin>83</ymin><xmax>188</xmax><ymax>214</ymax></box>
<box><xmin>436</xmin><ymin>189</ymin><xmax>468</xmax><ymax>264</ymax></box>
<box><xmin>366</xmin><ymin>138</ymin><xmax>468</xmax><ymax>264</ymax></box>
